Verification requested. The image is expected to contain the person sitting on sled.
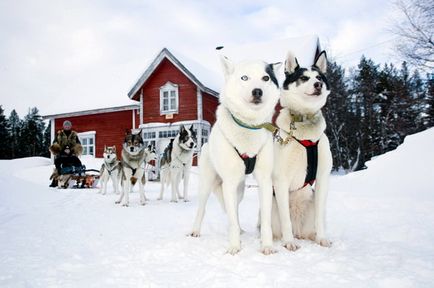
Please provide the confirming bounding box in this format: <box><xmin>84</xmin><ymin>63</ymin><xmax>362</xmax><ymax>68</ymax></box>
<box><xmin>49</xmin><ymin>120</ymin><xmax>82</xmax><ymax>187</ymax></box>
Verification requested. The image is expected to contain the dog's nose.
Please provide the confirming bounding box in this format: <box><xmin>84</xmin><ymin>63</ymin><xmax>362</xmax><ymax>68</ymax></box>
<box><xmin>314</xmin><ymin>82</ymin><xmax>323</xmax><ymax>90</ymax></box>
<box><xmin>107</xmin><ymin>155</ymin><xmax>110</xmax><ymax>159</ymax></box>
<box><xmin>130</xmin><ymin>147</ymin><xmax>134</xmax><ymax>152</ymax></box>
<box><xmin>252</xmin><ymin>88</ymin><xmax>263</xmax><ymax>98</ymax></box>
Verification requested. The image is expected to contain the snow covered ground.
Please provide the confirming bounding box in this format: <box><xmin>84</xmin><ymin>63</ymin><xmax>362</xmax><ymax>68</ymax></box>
<box><xmin>1</xmin><ymin>129</ymin><xmax>434</xmax><ymax>288</ymax></box>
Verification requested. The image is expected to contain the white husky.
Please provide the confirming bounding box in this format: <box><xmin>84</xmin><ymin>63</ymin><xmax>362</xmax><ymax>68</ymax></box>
<box><xmin>116</xmin><ymin>130</ymin><xmax>157</xmax><ymax>207</ymax></box>
<box><xmin>189</xmin><ymin>55</ymin><xmax>281</xmax><ymax>255</ymax></box>
<box><xmin>98</xmin><ymin>145</ymin><xmax>121</xmax><ymax>195</ymax></box>
<box><xmin>272</xmin><ymin>51</ymin><xmax>332</xmax><ymax>250</ymax></box>
<box><xmin>158</xmin><ymin>125</ymin><xmax>197</xmax><ymax>202</ymax></box>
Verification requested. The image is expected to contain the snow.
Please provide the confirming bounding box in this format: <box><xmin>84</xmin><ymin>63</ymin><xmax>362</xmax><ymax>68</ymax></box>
<box><xmin>1</xmin><ymin>129</ymin><xmax>434</xmax><ymax>287</ymax></box>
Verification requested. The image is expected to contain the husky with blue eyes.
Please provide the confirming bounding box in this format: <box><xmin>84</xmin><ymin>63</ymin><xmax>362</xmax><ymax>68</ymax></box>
<box><xmin>272</xmin><ymin>51</ymin><xmax>332</xmax><ymax>251</ymax></box>
<box><xmin>189</xmin><ymin>55</ymin><xmax>281</xmax><ymax>255</ymax></box>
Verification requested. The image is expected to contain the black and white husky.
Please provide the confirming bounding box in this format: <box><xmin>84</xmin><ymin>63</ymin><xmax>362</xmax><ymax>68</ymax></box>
<box><xmin>272</xmin><ymin>51</ymin><xmax>332</xmax><ymax>250</ymax></box>
<box><xmin>158</xmin><ymin>125</ymin><xmax>197</xmax><ymax>202</ymax></box>
<box><xmin>115</xmin><ymin>130</ymin><xmax>157</xmax><ymax>207</ymax></box>
<box><xmin>189</xmin><ymin>55</ymin><xmax>281</xmax><ymax>255</ymax></box>
<box><xmin>98</xmin><ymin>145</ymin><xmax>121</xmax><ymax>195</ymax></box>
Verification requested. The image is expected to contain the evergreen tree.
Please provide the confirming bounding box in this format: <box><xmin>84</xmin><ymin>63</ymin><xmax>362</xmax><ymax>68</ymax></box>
<box><xmin>20</xmin><ymin>107</ymin><xmax>46</xmax><ymax>157</ymax></box>
<box><xmin>323</xmin><ymin>61</ymin><xmax>351</xmax><ymax>171</ymax></box>
<box><xmin>426</xmin><ymin>73</ymin><xmax>434</xmax><ymax>127</ymax></box>
<box><xmin>0</xmin><ymin>106</ymin><xmax>10</xmax><ymax>159</ymax></box>
<box><xmin>349</xmin><ymin>56</ymin><xmax>380</xmax><ymax>169</ymax></box>
<box><xmin>8</xmin><ymin>109</ymin><xmax>22</xmax><ymax>158</ymax></box>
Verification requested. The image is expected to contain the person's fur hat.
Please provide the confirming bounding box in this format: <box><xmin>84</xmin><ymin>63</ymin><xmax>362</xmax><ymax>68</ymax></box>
<box><xmin>49</xmin><ymin>143</ymin><xmax>61</xmax><ymax>155</ymax></box>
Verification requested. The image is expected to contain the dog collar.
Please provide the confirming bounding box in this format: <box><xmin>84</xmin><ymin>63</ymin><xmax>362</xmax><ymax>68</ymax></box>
<box><xmin>231</xmin><ymin>114</ymin><xmax>278</xmax><ymax>134</ymax></box>
<box><xmin>289</xmin><ymin>111</ymin><xmax>317</xmax><ymax>123</ymax></box>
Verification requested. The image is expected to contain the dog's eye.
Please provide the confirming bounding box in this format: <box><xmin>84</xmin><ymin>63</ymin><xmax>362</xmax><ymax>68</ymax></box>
<box><xmin>300</xmin><ymin>76</ymin><xmax>309</xmax><ymax>81</ymax></box>
<box><xmin>316</xmin><ymin>75</ymin><xmax>322</xmax><ymax>81</ymax></box>
<box><xmin>241</xmin><ymin>75</ymin><xmax>248</xmax><ymax>81</ymax></box>
<box><xmin>262</xmin><ymin>76</ymin><xmax>270</xmax><ymax>81</ymax></box>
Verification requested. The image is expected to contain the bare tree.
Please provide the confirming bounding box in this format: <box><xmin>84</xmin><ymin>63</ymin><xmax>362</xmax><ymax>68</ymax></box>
<box><xmin>392</xmin><ymin>0</ymin><xmax>434</xmax><ymax>69</ymax></box>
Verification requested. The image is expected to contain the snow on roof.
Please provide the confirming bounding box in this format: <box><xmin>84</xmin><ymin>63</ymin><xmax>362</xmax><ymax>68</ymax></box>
<box><xmin>128</xmin><ymin>35</ymin><xmax>320</xmax><ymax>98</ymax></box>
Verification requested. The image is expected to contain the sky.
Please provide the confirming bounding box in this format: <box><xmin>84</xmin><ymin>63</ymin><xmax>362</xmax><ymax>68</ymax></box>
<box><xmin>0</xmin><ymin>0</ymin><xmax>404</xmax><ymax>117</ymax></box>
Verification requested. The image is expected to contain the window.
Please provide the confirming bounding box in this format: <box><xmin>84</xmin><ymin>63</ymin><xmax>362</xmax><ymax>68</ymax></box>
<box><xmin>160</xmin><ymin>82</ymin><xmax>179</xmax><ymax>114</ymax></box>
<box><xmin>78</xmin><ymin>131</ymin><xmax>96</xmax><ymax>156</ymax></box>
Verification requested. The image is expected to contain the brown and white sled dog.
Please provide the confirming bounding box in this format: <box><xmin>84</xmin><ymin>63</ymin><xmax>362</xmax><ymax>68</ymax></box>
<box><xmin>189</xmin><ymin>55</ymin><xmax>281</xmax><ymax>255</ymax></box>
<box><xmin>158</xmin><ymin>125</ymin><xmax>197</xmax><ymax>202</ymax></box>
<box><xmin>272</xmin><ymin>51</ymin><xmax>332</xmax><ymax>250</ymax></box>
<box><xmin>98</xmin><ymin>145</ymin><xmax>121</xmax><ymax>195</ymax></box>
<box><xmin>116</xmin><ymin>131</ymin><xmax>156</xmax><ymax>207</ymax></box>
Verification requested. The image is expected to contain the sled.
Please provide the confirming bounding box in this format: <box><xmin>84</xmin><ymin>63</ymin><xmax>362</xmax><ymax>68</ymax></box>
<box><xmin>59</xmin><ymin>165</ymin><xmax>100</xmax><ymax>189</ymax></box>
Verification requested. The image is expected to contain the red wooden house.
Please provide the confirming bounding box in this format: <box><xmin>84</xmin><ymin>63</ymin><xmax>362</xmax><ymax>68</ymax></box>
<box><xmin>44</xmin><ymin>48</ymin><xmax>220</xmax><ymax>164</ymax></box>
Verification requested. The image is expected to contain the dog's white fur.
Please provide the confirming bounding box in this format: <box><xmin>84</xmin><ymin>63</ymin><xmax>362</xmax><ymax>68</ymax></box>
<box><xmin>272</xmin><ymin>51</ymin><xmax>332</xmax><ymax>250</ymax></box>
<box><xmin>190</xmin><ymin>56</ymin><xmax>281</xmax><ymax>255</ymax></box>
<box><xmin>98</xmin><ymin>145</ymin><xmax>121</xmax><ymax>195</ymax></box>
<box><xmin>158</xmin><ymin>125</ymin><xmax>196</xmax><ymax>202</ymax></box>
<box><xmin>116</xmin><ymin>137</ymin><xmax>156</xmax><ymax>207</ymax></box>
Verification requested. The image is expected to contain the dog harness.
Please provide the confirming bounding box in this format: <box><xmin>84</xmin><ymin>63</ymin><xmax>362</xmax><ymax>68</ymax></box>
<box><xmin>104</xmin><ymin>161</ymin><xmax>120</xmax><ymax>176</ymax></box>
<box><xmin>235</xmin><ymin>148</ymin><xmax>257</xmax><ymax>175</ymax></box>
<box><xmin>295</xmin><ymin>138</ymin><xmax>319</xmax><ymax>188</ymax></box>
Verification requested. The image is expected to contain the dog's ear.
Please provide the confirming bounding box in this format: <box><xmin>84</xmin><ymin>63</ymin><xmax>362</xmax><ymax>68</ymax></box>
<box><xmin>104</xmin><ymin>145</ymin><xmax>107</xmax><ymax>152</ymax></box>
<box><xmin>113</xmin><ymin>145</ymin><xmax>116</xmax><ymax>152</ymax></box>
<box><xmin>220</xmin><ymin>55</ymin><xmax>234</xmax><ymax>77</ymax></box>
<box><xmin>125</xmin><ymin>129</ymin><xmax>130</xmax><ymax>136</ymax></box>
<box><xmin>271</xmin><ymin>62</ymin><xmax>282</xmax><ymax>72</ymax></box>
<box><xmin>285</xmin><ymin>51</ymin><xmax>300</xmax><ymax>74</ymax></box>
<box><xmin>189</xmin><ymin>125</ymin><xmax>194</xmax><ymax>131</ymax></box>
<box><xmin>180</xmin><ymin>124</ymin><xmax>186</xmax><ymax>132</ymax></box>
<box><xmin>313</xmin><ymin>50</ymin><xmax>327</xmax><ymax>74</ymax></box>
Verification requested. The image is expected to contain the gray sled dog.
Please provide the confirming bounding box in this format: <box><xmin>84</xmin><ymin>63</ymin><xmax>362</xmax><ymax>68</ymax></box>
<box><xmin>272</xmin><ymin>51</ymin><xmax>332</xmax><ymax>251</ymax></box>
<box><xmin>98</xmin><ymin>145</ymin><xmax>121</xmax><ymax>195</ymax></box>
<box><xmin>158</xmin><ymin>124</ymin><xmax>197</xmax><ymax>202</ymax></box>
<box><xmin>189</xmin><ymin>55</ymin><xmax>281</xmax><ymax>255</ymax></box>
<box><xmin>116</xmin><ymin>130</ymin><xmax>157</xmax><ymax>207</ymax></box>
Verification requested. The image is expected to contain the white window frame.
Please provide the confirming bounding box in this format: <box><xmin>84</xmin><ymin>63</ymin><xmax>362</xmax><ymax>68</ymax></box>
<box><xmin>78</xmin><ymin>131</ymin><xmax>96</xmax><ymax>157</ymax></box>
<box><xmin>160</xmin><ymin>82</ymin><xmax>179</xmax><ymax>115</ymax></box>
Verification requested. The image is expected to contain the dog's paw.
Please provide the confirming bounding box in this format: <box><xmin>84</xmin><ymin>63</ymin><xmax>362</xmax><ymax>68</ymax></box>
<box><xmin>316</xmin><ymin>238</ymin><xmax>332</xmax><ymax>247</ymax></box>
<box><xmin>260</xmin><ymin>246</ymin><xmax>277</xmax><ymax>255</ymax></box>
<box><xmin>115</xmin><ymin>200</ymin><xmax>121</xmax><ymax>204</ymax></box>
<box><xmin>183</xmin><ymin>198</ymin><xmax>190</xmax><ymax>202</ymax></box>
<box><xmin>188</xmin><ymin>231</ymin><xmax>200</xmax><ymax>237</ymax></box>
<box><xmin>170</xmin><ymin>200</ymin><xmax>178</xmax><ymax>203</ymax></box>
<box><xmin>226</xmin><ymin>246</ymin><xmax>241</xmax><ymax>255</ymax></box>
<box><xmin>140</xmin><ymin>201</ymin><xmax>146</xmax><ymax>206</ymax></box>
<box><xmin>283</xmin><ymin>241</ymin><xmax>300</xmax><ymax>251</ymax></box>
<box><xmin>157</xmin><ymin>197</ymin><xmax>162</xmax><ymax>200</ymax></box>
<box><xmin>122</xmin><ymin>203</ymin><xmax>129</xmax><ymax>207</ymax></box>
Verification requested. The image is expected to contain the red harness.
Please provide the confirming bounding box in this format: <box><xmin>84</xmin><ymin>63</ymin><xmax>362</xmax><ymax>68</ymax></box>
<box><xmin>295</xmin><ymin>138</ymin><xmax>319</xmax><ymax>188</ymax></box>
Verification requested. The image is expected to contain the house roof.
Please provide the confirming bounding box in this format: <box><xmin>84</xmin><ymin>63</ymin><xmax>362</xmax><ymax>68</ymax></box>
<box><xmin>127</xmin><ymin>48</ymin><xmax>220</xmax><ymax>100</ymax></box>
<box><xmin>43</xmin><ymin>104</ymin><xmax>140</xmax><ymax>120</ymax></box>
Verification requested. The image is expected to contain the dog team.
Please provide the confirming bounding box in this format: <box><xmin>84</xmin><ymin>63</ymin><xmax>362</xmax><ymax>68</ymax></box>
<box><xmin>49</xmin><ymin>48</ymin><xmax>332</xmax><ymax>254</ymax></box>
